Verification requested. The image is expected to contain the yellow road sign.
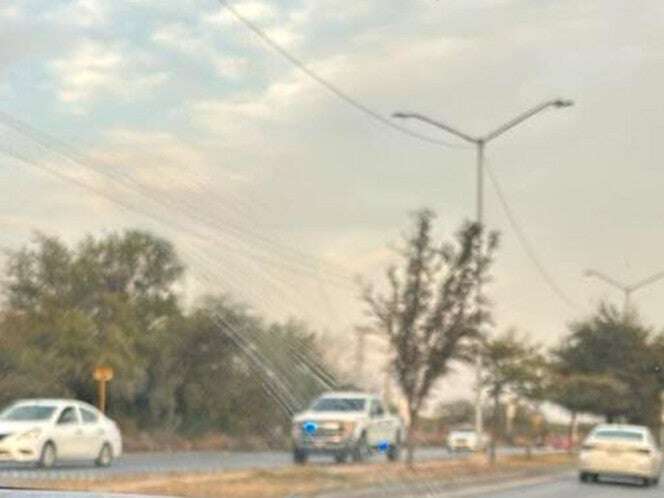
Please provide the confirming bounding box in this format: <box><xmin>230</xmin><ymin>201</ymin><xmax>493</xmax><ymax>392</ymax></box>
<box><xmin>93</xmin><ymin>366</ymin><xmax>114</xmax><ymax>382</ymax></box>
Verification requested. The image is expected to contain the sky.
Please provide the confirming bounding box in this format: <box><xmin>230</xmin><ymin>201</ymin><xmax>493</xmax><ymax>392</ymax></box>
<box><xmin>0</xmin><ymin>0</ymin><xmax>663</xmax><ymax>405</ymax></box>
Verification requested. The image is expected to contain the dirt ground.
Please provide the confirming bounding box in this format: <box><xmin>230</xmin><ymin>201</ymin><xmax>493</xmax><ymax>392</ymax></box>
<box><xmin>32</xmin><ymin>453</ymin><xmax>574</xmax><ymax>498</ymax></box>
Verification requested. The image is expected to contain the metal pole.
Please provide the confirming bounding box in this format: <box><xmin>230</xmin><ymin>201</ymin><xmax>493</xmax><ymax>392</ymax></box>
<box><xmin>474</xmin><ymin>141</ymin><xmax>485</xmax><ymax>440</ymax></box>
<box><xmin>623</xmin><ymin>290</ymin><xmax>631</xmax><ymax>323</ymax></box>
<box><xmin>97</xmin><ymin>379</ymin><xmax>107</xmax><ymax>414</ymax></box>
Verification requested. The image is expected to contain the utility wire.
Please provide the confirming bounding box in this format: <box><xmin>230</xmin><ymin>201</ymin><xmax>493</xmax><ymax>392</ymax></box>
<box><xmin>213</xmin><ymin>0</ymin><xmax>580</xmax><ymax>314</ymax></box>
<box><xmin>0</xmin><ymin>112</ymin><xmax>356</xmax><ymax>291</ymax></box>
<box><xmin>485</xmin><ymin>162</ymin><xmax>582</xmax><ymax>312</ymax></box>
<box><xmin>213</xmin><ymin>0</ymin><xmax>470</xmax><ymax>150</ymax></box>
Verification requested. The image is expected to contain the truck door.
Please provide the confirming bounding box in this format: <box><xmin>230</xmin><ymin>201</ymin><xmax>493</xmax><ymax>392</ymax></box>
<box><xmin>368</xmin><ymin>399</ymin><xmax>390</xmax><ymax>446</ymax></box>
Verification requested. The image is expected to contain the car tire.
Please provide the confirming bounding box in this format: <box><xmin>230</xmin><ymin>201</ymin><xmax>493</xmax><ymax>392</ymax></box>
<box><xmin>352</xmin><ymin>433</ymin><xmax>369</xmax><ymax>463</ymax></box>
<box><xmin>578</xmin><ymin>472</ymin><xmax>588</xmax><ymax>483</ymax></box>
<box><xmin>641</xmin><ymin>477</ymin><xmax>651</xmax><ymax>487</ymax></box>
<box><xmin>387</xmin><ymin>433</ymin><xmax>401</xmax><ymax>462</ymax></box>
<box><xmin>293</xmin><ymin>448</ymin><xmax>308</xmax><ymax>465</ymax></box>
<box><xmin>334</xmin><ymin>452</ymin><xmax>347</xmax><ymax>464</ymax></box>
<box><xmin>37</xmin><ymin>442</ymin><xmax>56</xmax><ymax>469</ymax></box>
<box><xmin>95</xmin><ymin>443</ymin><xmax>113</xmax><ymax>467</ymax></box>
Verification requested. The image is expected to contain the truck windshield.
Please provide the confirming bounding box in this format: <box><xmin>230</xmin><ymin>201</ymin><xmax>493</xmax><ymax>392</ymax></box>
<box><xmin>311</xmin><ymin>398</ymin><xmax>366</xmax><ymax>412</ymax></box>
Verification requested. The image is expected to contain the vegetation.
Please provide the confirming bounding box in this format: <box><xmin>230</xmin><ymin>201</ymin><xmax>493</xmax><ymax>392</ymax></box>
<box><xmin>480</xmin><ymin>332</ymin><xmax>544</xmax><ymax>463</ymax></box>
<box><xmin>363</xmin><ymin>210</ymin><xmax>499</xmax><ymax>464</ymax></box>
<box><xmin>0</xmin><ymin>230</ymin><xmax>334</xmax><ymax>445</ymax></box>
<box><xmin>550</xmin><ymin>304</ymin><xmax>664</xmax><ymax>432</ymax></box>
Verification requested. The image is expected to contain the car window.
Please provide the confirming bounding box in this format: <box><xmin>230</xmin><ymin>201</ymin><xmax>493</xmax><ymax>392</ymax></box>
<box><xmin>593</xmin><ymin>430</ymin><xmax>643</xmax><ymax>441</ymax></box>
<box><xmin>80</xmin><ymin>407</ymin><xmax>99</xmax><ymax>424</ymax></box>
<box><xmin>370</xmin><ymin>400</ymin><xmax>385</xmax><ymax>417</ymax></box>
<box><xmin>56</xmin><ymin>406</ymin><xmax>79</xmax><ymax>425</ymax></box>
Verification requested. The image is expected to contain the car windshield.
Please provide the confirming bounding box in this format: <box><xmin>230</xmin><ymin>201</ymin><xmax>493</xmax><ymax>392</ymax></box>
<box><xmin>311</xmin><ymin>398</ymin><xmax>366</xmax><ymax>412</ymax></box>
<box><xmin>0</xmin><ymin>405</ymin><xmax>57</xmax><ymax>421</ymax></box>
<box><xmin>593</xmin><ymin>430</ymin><xmax>644</xmax><ymax>441</ymax></box>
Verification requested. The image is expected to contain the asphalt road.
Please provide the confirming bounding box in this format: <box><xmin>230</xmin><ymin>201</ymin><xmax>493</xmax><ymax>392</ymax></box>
<box><xmin>319</xmin><ymin>472</ymin><xmax>663</xmax><ymax>498</ymax></box>
<box><xmin>452</xmin><ymin>474</ymin><xmax>662</xmax><ymax>498</ymax></box>
<box><xmin>0</xmin><ymin>446</ymin><xmax>472</xmax><ymax>481</ymax></box>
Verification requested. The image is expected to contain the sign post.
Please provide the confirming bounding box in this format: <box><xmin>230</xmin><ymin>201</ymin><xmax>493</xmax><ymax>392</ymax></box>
<box><xmin>93</xmin><ymin>366</ymin><xmax>114</xmax><ymax>414</ymax></box>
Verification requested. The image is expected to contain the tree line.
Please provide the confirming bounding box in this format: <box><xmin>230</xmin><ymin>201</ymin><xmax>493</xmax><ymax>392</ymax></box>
<box><xmin>2</xmin><ymin>212</ymin><xmax>663</xmax><ymax>459</ymax></box>
<box><xmin>0</xmin><ymin>230</ymin><xmax>334</xmax><ymax>445</ymax></box>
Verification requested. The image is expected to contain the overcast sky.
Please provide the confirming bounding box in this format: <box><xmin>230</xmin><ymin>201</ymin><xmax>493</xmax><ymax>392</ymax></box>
<box><xmin>1</xmin><ymin>0</ymin><xmax>663</xmax><ymax>403</ymax></box>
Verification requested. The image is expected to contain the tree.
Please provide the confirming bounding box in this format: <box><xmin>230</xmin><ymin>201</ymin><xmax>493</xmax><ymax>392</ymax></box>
<box><xmin>364</xmin><ymin>210</ymin><xmax>498</xmax><ymax>464</ymax></box>
<box><xmin>1</xmin><ymin>230</ymin><xmax>184</xmax><ymax>424</ymax></box>
<box><xmin>552</xmin><ymin>303</ymin><xmax>664</xmax><ymax>431</ymax></box>
<box><xmin>436</xmin><ymin>399</ymin><xmax>475</xmax><ymax>428</ymax></box>
<box><xmin>0</xmin><ymin>229</ymin><xmax>338</xmax><ymax>446</ymax></box>
<box><xmin>481</xmin><ymin>331</ymin><xmax>543</xmax><ymax>463</ymax></box>
<box><xmin>547</xmin><ymin>373</ymin><xmax>630</xmax><ymax>450</ymax></box>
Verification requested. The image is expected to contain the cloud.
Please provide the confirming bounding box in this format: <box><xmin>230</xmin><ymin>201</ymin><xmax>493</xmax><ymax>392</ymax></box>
<box><xmin>203</xmin><ymin>1</ymin><xmax>302</xmax><ymax>49</ymax></box>
<box><xmin>203</xmin><ymin>0</ymin><xmax>277</xmax><ymax>26</ymax></box>
<box><xmin>94</xmin><ymin>128</ymin><xmax>251</xmax><ymax>192</ymax></box>
<box><xmin>49</xmin><ymin>41</ymin><xmax>169</xmax><ymax>110</ymax></box>
<box><xmin>151</xmin><ymin>23</ymin><xmax>248</xmax><ymax>79</ymax></box>
<box><xmin>44</xmin><ymin>0</ymin><xmax>108</xmax><ymax>27</ymax></box>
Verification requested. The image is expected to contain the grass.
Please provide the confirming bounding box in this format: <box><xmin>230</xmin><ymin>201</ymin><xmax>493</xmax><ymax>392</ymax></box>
<box><xmin>29</xmin><ymin>452</ymin><xmax>574</xmax><ymax>498</ymax></box>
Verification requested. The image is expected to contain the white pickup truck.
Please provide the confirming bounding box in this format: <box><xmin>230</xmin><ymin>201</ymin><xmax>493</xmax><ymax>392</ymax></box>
<box><xmin>291</xmin><ymin>391</ymin><xmax>404</xmax><ymax>464</ymax></box>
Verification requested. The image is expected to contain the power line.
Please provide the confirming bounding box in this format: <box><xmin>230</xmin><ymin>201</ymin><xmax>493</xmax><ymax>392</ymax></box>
<box><xmin>212</xmin><ymin>0</ymin><xmax>581</xmax><ymax>314</ymax></box>
<box><xmin>485</xmin><ymin>162</ymin><xmax>582</xmax><ymax>312</ymax></box>
<box><xmin>213</xmin><ymin>0</ymin><xmax>470</xmax><ymax>150</ymax></box>
<box><xmin>0</xmin><ymin>113</ymin><xmax>356</xmax><ymax>291</ymax></box>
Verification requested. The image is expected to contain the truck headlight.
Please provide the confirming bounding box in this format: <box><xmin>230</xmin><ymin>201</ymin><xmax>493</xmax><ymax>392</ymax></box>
<box><xmin>18</xmin><ymin>428</ymin><xmax>42</xmax><ymax>440</ymax></box>
<box><xmin>341</xmin><ymin>421</ymin><xmax>356</xmax><ymax>436</ymax></box>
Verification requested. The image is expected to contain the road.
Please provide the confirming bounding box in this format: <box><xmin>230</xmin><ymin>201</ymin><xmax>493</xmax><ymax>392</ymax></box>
<box><xmin>443</xmin><ymin>474</ymin><xmax>661</xmax><ymax>498</ymax></box>
<box><xmin>319</xmin><ymin>472</ymin><xmax>662</xmax><ymax>498</ymax></box>
<box><xmin>0</xmin><ymin>446</ymin><xmax>475</xmax><ymax>481</ymax></box>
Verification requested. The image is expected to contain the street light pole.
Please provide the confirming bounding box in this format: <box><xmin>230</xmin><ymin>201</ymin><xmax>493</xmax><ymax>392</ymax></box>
<box><xmin>393</xmin><ymin>98</ymin><xmax>573</xmax><ymax>444</ymax></box>
<box><xmin>584</xmin><ymin>269</ymin><xmax>664</xmax><ymax>321</ymax></box>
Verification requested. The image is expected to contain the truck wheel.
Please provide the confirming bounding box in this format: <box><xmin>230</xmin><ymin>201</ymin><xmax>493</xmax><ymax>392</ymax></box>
<box><xmin>387</xmin><ymin>433</ymin><xmax>401</xmax><ymax>462</ymax></box>
<box><xmin>352</xmin><ymin>433</ymin><xmax>369</xmax><ymax>463</ymax></box>
<box><xmin>293</xmin><ymin>448</ymin><xmax>308</xmax><ymax>465</ymax></box>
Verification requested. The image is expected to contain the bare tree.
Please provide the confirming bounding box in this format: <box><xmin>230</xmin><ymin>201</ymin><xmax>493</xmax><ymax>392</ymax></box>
<box><xmin>363</xmin><ymin>210</ymin><xmax>498</xmax><ymax>465</ymax></box>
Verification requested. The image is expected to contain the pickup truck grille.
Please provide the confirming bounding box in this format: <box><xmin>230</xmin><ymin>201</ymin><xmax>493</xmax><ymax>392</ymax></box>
<box><xmin>298</xmin><ymin>424</ymin><xmax>342</xmax><ymax>437</ymax></box>
<box><xmin>314</xmin><ymin>427</ymin><xmax>341</xmax><ymax>437</ymax></box>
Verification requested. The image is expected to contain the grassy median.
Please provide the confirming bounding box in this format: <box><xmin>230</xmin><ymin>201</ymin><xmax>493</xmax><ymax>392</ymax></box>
<box><xmin>29</xmin><ymin>453</ymin><xmax>573</xmax><ymax>498</ymax></box>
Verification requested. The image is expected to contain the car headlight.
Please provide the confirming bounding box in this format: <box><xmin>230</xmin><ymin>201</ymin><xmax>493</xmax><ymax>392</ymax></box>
<box><xmin>17</xmin><ymin>428</ymin><xmax>42</xmax><ymax>440</ymax></box>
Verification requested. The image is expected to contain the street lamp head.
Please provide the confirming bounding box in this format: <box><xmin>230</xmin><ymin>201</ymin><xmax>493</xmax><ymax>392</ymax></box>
<box><xmin>552</xmin><ymin>99</ymin><xmax>574</xmax><ymax>108</ymax></box>
<box><xmin>392</xmin><ymin>112</ymin><xmax>410</xmax><ymax>119</ymax></box>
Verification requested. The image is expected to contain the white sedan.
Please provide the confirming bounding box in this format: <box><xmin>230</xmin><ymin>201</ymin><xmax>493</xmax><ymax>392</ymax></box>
<box><xmin>579</xmin><ymin>423</ymin><xmax>662</xmax><ymax>486</ymax></box>
<box><xmin>0</xmin><ymin>399</ymin><xmax>122</xmax><ymax>468</ymax></box>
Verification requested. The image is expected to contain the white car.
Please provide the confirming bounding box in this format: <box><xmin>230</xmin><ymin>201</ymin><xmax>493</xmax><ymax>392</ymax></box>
<box><xmin>292</xmin><ymin>392</ymin><xmax>404</xmax><ymax>464</ymax></box>
<box><xmin>579</xmin><ymin>423</ymin><xmax>663</xmax><ymax>486</ymax></box>
<box><xmin>447</xmin><ymin>428</ymin><xmax>488</xmax><ymax>452</ymax></box>
<box><xmin>0</xmin><ymin>399</ymin><xmax>123</xmax><ymax>468</ymax></box>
